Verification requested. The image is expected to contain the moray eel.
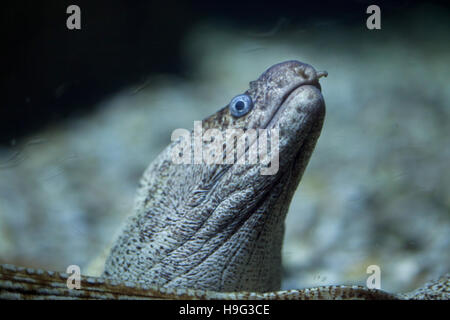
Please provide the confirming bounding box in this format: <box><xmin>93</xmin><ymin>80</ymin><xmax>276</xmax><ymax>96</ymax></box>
<box><xmin>0</xmin><ymin>61</ymin><xmax>448</xmax><ymax>299</ymax></box>
<box><xmin>103</xmin><ymin>60</ymin><xmax>326</xmax><ymax>292</ymax></box>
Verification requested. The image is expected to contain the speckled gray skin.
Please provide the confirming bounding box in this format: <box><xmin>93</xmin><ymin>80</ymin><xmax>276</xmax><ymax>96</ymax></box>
<box><xmin>103</xmin><ymin>61</ymin><xmax>327</xmax><ymax>292</ymax></box>
<box><xmin>0</xmin><ymin>61</ymin><xmax>448</xmax><ymax>299</ymax></box>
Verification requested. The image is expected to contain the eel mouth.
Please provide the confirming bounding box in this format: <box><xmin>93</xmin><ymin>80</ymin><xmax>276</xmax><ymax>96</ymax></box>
<box><xmin>265</xmin><ymin>74</ymin><xmax>325</xmax><ymax>130</ymax></box>
<box><xmin>223</xmin><ymin>65</ymin><xmax>326</xmax><ymax>178</ymax></box>
<box><xmin>230</xmin><ymin>80</ymin><xmax>324</xmax><ymax>176</ymax></box>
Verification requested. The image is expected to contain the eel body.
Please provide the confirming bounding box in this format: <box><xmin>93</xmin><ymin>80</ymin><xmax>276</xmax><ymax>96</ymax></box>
<box><xmin>0</xmin><ymin>61</ymin><xmax>448</xmax><ymax>299</ymax></box>
<box><xmin>103</xmin><ymin>60</ymin><xmax>326</xmax><ymax>292</ymax></box>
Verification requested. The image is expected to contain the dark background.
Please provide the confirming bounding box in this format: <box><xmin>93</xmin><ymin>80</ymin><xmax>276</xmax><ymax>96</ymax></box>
<box><xmin>1</xmin><ymin>0</ymin><xmax>447</xmax><ymax>145</ymax></box>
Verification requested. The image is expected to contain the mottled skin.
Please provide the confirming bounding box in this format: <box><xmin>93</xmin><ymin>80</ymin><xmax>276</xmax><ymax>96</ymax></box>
<box><xmin>0</xmin><ymin>61</ymin><xmax>448</xmax><ymax>299</ymax></box>
<box><xmin>103</xmin><ymin>61</ymin><xmax>326</xmax><ymax>291</ymax></box>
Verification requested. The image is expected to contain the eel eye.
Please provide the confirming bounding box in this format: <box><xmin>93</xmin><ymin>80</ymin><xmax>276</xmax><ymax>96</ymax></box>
<box><xmin>229</xmin><ymin>94</ymin><xmax>253</xmax><ymax>117</ymax></box>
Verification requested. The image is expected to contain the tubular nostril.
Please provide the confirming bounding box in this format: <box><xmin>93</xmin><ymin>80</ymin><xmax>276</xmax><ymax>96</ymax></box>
<box><xmin>317</xmin><ymin>71</ymin><xmax>328</xmax><ymax>79</ymax></box>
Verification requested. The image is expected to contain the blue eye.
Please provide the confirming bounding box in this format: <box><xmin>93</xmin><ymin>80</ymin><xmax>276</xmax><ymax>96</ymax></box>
<box><xmin>229</xmin><ymin>94</ymin><xmax>253</xmax><ymax>117</ymax></box>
